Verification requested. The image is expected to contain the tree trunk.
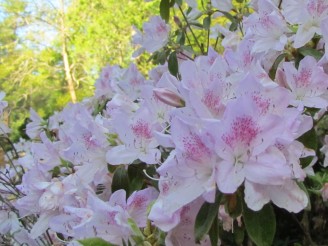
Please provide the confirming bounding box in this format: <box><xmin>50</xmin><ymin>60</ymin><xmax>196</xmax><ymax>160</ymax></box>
<box><xmin>59</xmin><ymin>0</ymin><xmax>76</xmax><ymax>103</ymax></box>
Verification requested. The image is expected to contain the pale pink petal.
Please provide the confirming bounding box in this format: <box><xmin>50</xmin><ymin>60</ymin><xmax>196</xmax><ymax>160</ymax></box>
<box><xmin>139</xmin><ymin>148</ymin><xmax>161</xmax><ymax>164</ymax></box>
<box><xmin>267</xmin><ymin>180</ymin><xmax>308</xmax><ymax>213</ymax></box>
<box><xmin>30</xmin><ymin>212</ymin><xmax>55</xmax><ymax>239</ymax></box>
<box><xmin>293</xmin><ymin>25</ymin><xmax>317</xmax><ymax>48</ymax></box>
<box><xmin>216</xmin><ymin>160</ymin><xmax>245</xmax><ymax>193</ymax></box>
<box><xmin>106</xmin><ymin>145</ymin><xmax>138</xmax><ymax>165</ymax></box>
<box><xmin>148</xmin><ymin>199</ymin><xmax>181</xmax><ymax>232</ymax></box>
<box><xmin>244</xmin><ymin>181</ymin><xmax>270</xmax><ymax>211</ymax></box>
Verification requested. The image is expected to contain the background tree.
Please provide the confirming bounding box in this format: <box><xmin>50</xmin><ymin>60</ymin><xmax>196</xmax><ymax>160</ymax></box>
<box><xmin>0</xmin><ymin>0</ymin><xmax>157</xmax><ymax>140</ymax></box>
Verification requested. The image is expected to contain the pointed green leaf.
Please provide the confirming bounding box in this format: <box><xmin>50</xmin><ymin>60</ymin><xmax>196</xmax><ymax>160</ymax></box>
<box><xmin>243</xmin><ymin>203</ymin><xmax>276</xmax><ymax>246</ymax></box>
<box><xmin>269</xmin><ymin>53</ymin><xmax>286</xmax><ymax>80</ymax></box>
<box><xmin>297</xmin><ymin>127</ymin><xmax>317</xmax><ymax>151</ymax></box>
<box><xmin>176</xmin><ymin>30</ymin><xmax>185</xmax><ymax>45</ymax></box>
<box><xmin>233</xmin><ymin>222</ymin><xmax>245</xmax><ymax>245</ymax></box>
<box><xmin>298</xmin><ymin>47</ymin><xmax>324</xmax><ymax>61</ymax></box>
<box><xmin>160</xmin><ymin>0</ymin><xmax>170</xmax><ymax>23</ymax></box>
<box><xmin>157</xmin><ymin>50</ymin><xmax>168</xmax><ymax>65</ymax></box>
<box><xmin>168</xmin><ymin>51</ymin><xmax>179</xmax><ymax>77</ymax></box>
<box><xmin>78</xmin><ymin>237</ymin><xmax>117</xmax><ymax>246</ymax></box>
<box><xmin>194</xmin><ymin>193</ymin><xmax>221</xmax><ymax>243</ymax></box>
<box><xmin>203</xmin><ymin>16</ymin><xmax>211</xmax><ymax>30</ymax></box>
<box><xmin>128</xmin><ymin>218</ymin><xmax>145</xmax><ymax>244</ymax></box>
<box><xmin>209</xmin><ymin>216</ymin><xmax>219</xmax><ymax>246</ymax></box>
<box><xmin>229</xmin><ymin>22</ymin><xmax>238</xmax><ymax>31</ymax></box>
<box><xmin>128</xmin><ymin>164</ymin><xmax>146</xmax><ymax>195</ymax></box>
<box><xmin>220</xmin><ymin>11</ymin><xmax>238</xmax><ymax>31</ymax></box>
<box><xmin>111</xmin><ymin>166</ymin><xmax>129</xmax><ymax>193</ymax></box>
<box><xmin>169</xmin><ymin>0</ymin><xmax>176</xmax><ymax>7</ymax></box>
<box><xmin>190</xmin><ymin>21</ymin><xmax>204</xmax><ymax>28</ymax></box>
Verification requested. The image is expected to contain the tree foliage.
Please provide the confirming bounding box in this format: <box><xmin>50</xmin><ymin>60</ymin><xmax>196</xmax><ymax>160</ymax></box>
<box><xmin>0</xmin><ymin>0</ymin><xmax>157</xmax><ymax>140</ymax></box>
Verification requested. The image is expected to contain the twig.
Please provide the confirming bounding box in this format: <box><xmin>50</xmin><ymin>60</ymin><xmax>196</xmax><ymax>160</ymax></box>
<box><xmin>178</xmin><ymin>5</ymin><xmax>204</xmax><ymax>54</ymax></box>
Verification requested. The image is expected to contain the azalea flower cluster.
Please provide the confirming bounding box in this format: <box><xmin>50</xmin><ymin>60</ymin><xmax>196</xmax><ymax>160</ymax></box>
<box><xmin>2</xmin><ymin>0</ymin><xmax>328</xmax><ymax>245</ymax></box>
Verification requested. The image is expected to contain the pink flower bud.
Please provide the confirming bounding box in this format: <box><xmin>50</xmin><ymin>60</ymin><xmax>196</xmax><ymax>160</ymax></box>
<box><xmin>153</xmin><ymin>88</ymin><xmax>185</xmax><ymax>107</ymax></box>
<box><xmin>174</xmin><ymin>16</ymin><xmax>182</xmax><ymax>28</ymax></box>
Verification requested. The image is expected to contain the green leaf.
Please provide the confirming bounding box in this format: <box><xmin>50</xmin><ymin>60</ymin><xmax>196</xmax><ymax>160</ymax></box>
<box><xmin>269</xmin><ymin>53</ymin><xmax>286</xmax><ymax>80</ymax></box>
<box><xmin>297</xmin><ymin>127</ymin><xmax>317</xmax><ymax>151</ymax></box>
<box><xmin>209</xmin><ymin>216</ymin><xmax>219</xmax><ymax>246</ymax></box>
<box><xmin>233</xmin><ymin>221</ymin><xmax>245</xmax><ymax>245</ymax></box>
<box><xmin>300</xmin><ymin>156</ymin><xmax>314</xmax><ymax>169</ymax></box>
<box><xmin>51</xmin><ymin>166</ymin><xmax>60</xmax><ymax>178</ymax></box>
<box><xmin>169</xmin><ymin>0</ymin><xmax>176</xmax><ymax>7</ymax></box>
<box><xmin>168</xmin><ymin>51</ymin><xmax>179</xmax><ymax>77</ymax></box>
<box><xmin>229</xmin><ymin>21</ymin><xmax>238</xmax><ymax>31</ymax></box>
<box><xmin>298</xmin><ymin>47</ymin><xmax>324</xmax><ymax>61</ymax></box>
<box><xmin>203</xmin><ymin>16</ymin><xmax>211</xmax><ymax>30</ymax></box>
<box><xmin>78</xmin><ymin>237</ymin><xmax>117</xmax><ymax>246</ymax></box>
<box><xmin>218</xmin><ymin>11</ymin><xmax>238</xmax><ymax>31</ymax></box>
<box><xmin>243</xmin><ymin>203</ymin><xmax>276</xmax><ymax>246</ymax></box>
<box><xmin>160</xmin><ymin>0</ymin><xmax>170</xmax><ymax>23</ymax></box>
<box><xmin>175</xmin><ymin>0</ymin><xmax>182</xmax><ymax>6</ymax></box>
<box><xmin>194</xmin><ymin>193</ymin><xmax>221</xmax><ymax>243</ymax></box>
<box><xmin>111</xmin><ymin>166</ymin><xmax>129</xmax><ymax>193</ymax></box>
<box><xmin>128</xmin><ymin>164</ymin><xmax>146</xmax><ymax>195</ymax></box>
<box><xmin>128</xmin><ymin>218</ymin><xmax>145</xmax><ymax>244</ymax></box>
<box><xmin>190</xmin><ymin>21</ymin><xmax>204</xmax><ymax>28</ymax></box>
<box><xmin>176</xmin><ymin>30</ymin><xmax>185</xmax><ymax>45</ymax></box>
<box><xmin>157</xmin><ymin>50</ymin><xmax>168</xmax><ymax>65</ymax></box>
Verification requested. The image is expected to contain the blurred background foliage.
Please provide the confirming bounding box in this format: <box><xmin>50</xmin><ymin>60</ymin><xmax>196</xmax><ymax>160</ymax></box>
<box><xmin>0</xmin><ymin>0</ymin><xmax>158</xmax><ymax>140</ymax></box>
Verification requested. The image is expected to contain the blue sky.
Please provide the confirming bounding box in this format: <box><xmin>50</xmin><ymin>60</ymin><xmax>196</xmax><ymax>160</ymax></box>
<box><xmin>0</xmin><ymin>0</ymin><xmax>67</xmax><ymax>50</ymax></box>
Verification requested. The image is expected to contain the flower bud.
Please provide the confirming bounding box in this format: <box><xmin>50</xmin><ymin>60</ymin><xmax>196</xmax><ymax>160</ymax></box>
<box><xmin>153</xmin><ymin>88</ymin><xmax>185</xmax><ymax>107</ymax></box>
<box><xmin>174</xmin><ymin>16</ymin><xmax>182</xmax><ymax>28</ymax></box>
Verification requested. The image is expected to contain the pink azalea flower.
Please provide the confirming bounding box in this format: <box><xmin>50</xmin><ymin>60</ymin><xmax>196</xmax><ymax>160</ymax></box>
<box><xmin>215</xmin><ymin>94</ymin><xmax>290</xmax><ymax>193</ymax></box>
<box><xmin>26</xmin><ymin>108</ymin><xmax>44</xmax><ymax>139</ymax></box>
<box><xmin>132</xmin><ymin>16</ymin><xmax>170</xmax><ymax>54</ymax></box>
<box><xmin>282</xmin><ymin>0</ymin><xmax>328</xmax><ymax>48</ymax></box>
<box><xmin>244</xmin><ymin>0</ymin><xmax>289</xmax><ymax>53</ymax></box>
<box><xmin>51</xmin><ymin>188</ymin><xmax>157</xmax><ymax>245</ymax></box>
<box><xmin>106</xmin><ymin>106</ymin><xmax>161</xmax><ymax>165</ymax></box>
<box><xmin>165</xmin><ymin>198</ymin><xmax>211</xmax><ymax>246</ymax></box>
<box><xmin>149</xmin><ymin>116</ymin><xmax>218</xmax><ymax>223</ymax></box>
<box><xmin>148</xmin><ymin>63</ymin><xmax>168</xmax><ymax>83</ymax></box>
<box><xmin>281</xmin><ymin>56</ymin><xmax>328</xmax><ymax>108</ymax></box>
<box><xmin>142</xmin><ymin>85</ymin><xmax>176</xmax><ymax>124</ymax></box>
<box><xmin>0</xmin><ymin>210</ymin><xmax>38</xmax><ymax>246</ymax></box>
<box><xmin>244</xmin><ymin>180</ymin><xmax>308</xmax><ymax>212</ymax></box>
<box><xmin>118</xmin><ymin>63</ymin><xmax>147</xmax><ymax>100</ymax></box>
<box><xmin>179</xmin><ymin>57</ymin><xmax>227</xmax><ymax>119</ymax></box>
<box><xmin>94</xmin><ymin>64</ymin><xmax>123</xmax><ymax>100</ymax></box>
<box><xmin>106</xmin><ymin>93</ymin><xmax>139</xmax><ymax>117</ymax></box>
<box><xmin>29</xmin><ymin>132</ymin><xmax>62</xmax><ymax>173</ymax></box>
